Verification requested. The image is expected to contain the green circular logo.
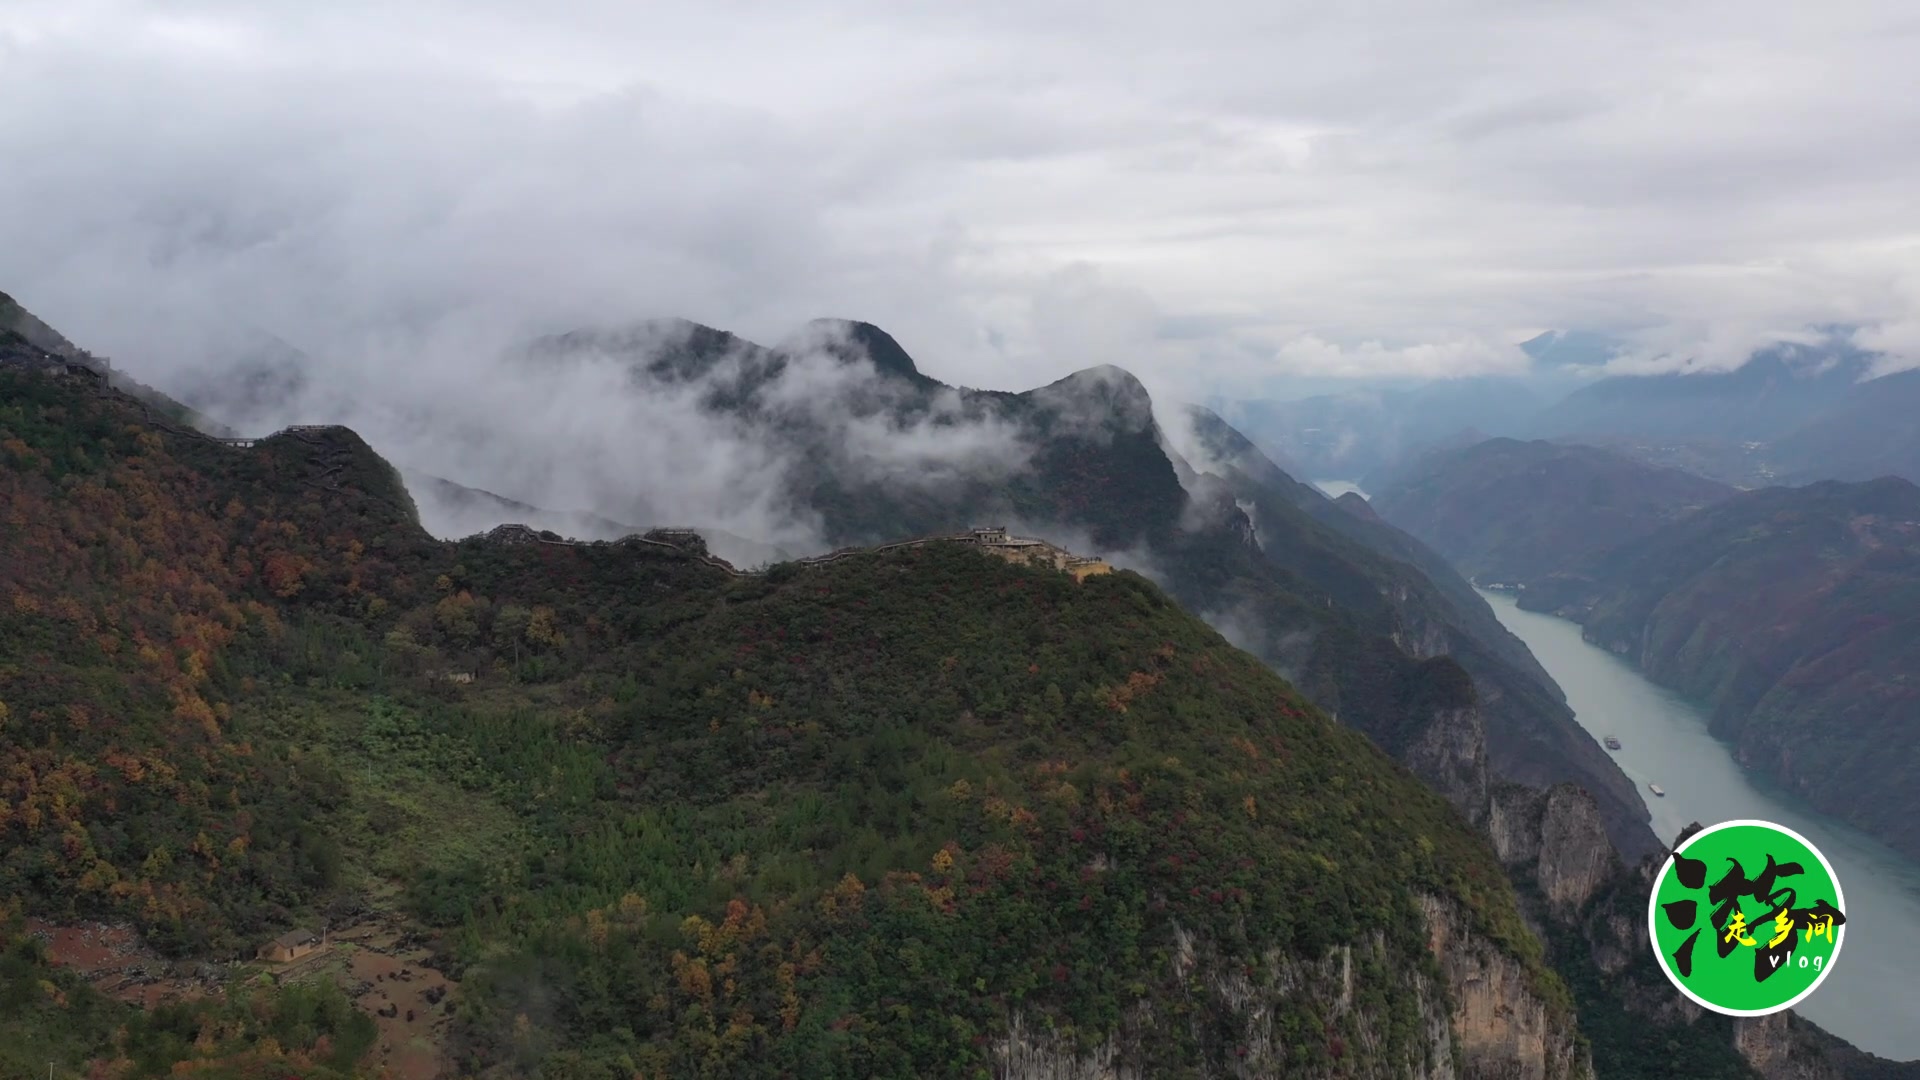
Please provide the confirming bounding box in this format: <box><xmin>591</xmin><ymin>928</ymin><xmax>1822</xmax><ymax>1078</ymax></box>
<box><xmin>1648</xmin><ymin>819</ymin><xmax>1846</xmax><ymax>1016</ymax></box>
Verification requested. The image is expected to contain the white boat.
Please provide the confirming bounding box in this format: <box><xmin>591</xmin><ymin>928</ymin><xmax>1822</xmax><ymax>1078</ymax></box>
<box><xmin>1648</xmin><ymin>782</ymin><xmax>1666</xmax><ymax>797</ymax></box>
<box><xmin>1604</xmin><ymin>736</ymin><xmax>1622</xmax><ymax>750</ymax></box>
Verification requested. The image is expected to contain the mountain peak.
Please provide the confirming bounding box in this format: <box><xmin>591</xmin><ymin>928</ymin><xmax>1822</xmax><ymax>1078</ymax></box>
<box><xmin>1028</xmin><ymin>364</ymin><xmax>1158</xmax><ymax>436</ymax></box>
<box><xmin>0</xmin><ymin>289</ymin><xmax>85</xmax><ymax>361</ymax></box>
<box><xmin>797</xmin><ymin>319</ymin><xmax>936</xmax><ymax>386</ymax></box>
<box><xmin>1048</xmin><ymin>363</ymin><xmax>1152</xmax><ymax>405</ymax></box>
<box><xmin>1333</xmin><ymin>490</ymin><xmax>1382</xmax><ymax>522</ymax></box>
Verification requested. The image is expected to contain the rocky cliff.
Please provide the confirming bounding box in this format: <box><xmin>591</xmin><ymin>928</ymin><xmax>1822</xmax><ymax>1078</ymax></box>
<box><xmin>1733</xmin><ymin>1012</ymin><xmax>1920</xmax><ymax>1080</ymax></box>
<box><xmin>1420</xmin><ymin>895</ymin><xmax>1592</xmax><ymax>1080</ymax></box>
<box><xmin>1486</xmin><ymin>797</ymin><xmax>1920</xmax><ymax>1080</ymax></box>
<box><xmin>1404</xmin><ymin>705</ymin><xmax>1493</xmax><ymax>830</ymax></box>
<box><xmin>992</xmin><ymin>911</ymin><xmax>1591</xmax><ymax>1080</ymax></box>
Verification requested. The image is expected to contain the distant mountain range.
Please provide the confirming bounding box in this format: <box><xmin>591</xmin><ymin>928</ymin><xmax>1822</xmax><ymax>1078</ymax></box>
<box><xmin>1532</xmin><ymin>476</ymin><xmax>1920</xmax><ymax>864</ymax></box>
<box><xmin>1771</xmin><ymin>368</ymin><xmax>1920</xmax><ymax>485</ymax></box>
<box><xmin>1521</xmin><ymin>339</ymin><xmax>1881</xmax><ymax>445</ymax></box>
<box><xmin>1208</xmin><ymin>378</ymin><xmax>1555</xmax><ymax>482</ymax></box>
<box><xmin>1368</xmin><ymin>438</ymin><xmax>1735</xmax><ymax>584</ymax></box>
<box><xmin>1215</xmin><ymin>330</ymin><xmax>1919</xmax><ymax>491</ymax></box>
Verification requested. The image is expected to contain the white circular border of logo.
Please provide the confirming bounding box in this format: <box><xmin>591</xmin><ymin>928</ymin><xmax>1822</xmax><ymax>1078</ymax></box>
<box><xmin>1647</xmin><ymin>818</ymin><xmax>1847</xmax><ymax>1017</ymax></box>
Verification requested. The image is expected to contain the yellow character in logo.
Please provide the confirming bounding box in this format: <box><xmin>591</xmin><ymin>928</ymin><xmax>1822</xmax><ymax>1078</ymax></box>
<box><xmin>1803</xmin><ymin>914</ymin><xmax>1835</xmax><ymax>944</ymax></box>
<box><xmin>1768</xmin><ymin>909</ymin><xmax>1793</xmax><ymax>948</ymax></box>
<box><xmin>1724</xmin><ymin>911</ymin><xmax>1756</xmax><ymax>947</ymax></box>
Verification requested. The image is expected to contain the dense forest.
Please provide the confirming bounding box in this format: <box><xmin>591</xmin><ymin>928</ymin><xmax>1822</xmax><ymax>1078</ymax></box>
<box><xmin>0</xmin><ymin>365</ymin><xmax>1574</xmax><ymax>1076</ymax></box>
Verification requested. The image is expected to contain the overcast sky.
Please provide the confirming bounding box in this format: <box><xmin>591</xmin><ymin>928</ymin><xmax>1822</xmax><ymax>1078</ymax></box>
<box><xmin>3</xmin><ymin>0</ymin><xmax>1919</xmax><ymax>394</ymax></box>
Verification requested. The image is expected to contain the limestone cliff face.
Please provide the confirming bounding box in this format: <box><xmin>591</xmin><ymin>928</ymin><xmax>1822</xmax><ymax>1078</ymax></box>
<box><xmin>1734</xmin><ymin>1014</ymin><xmax>1847</xmax><ymax>1080</ymax></box>
<box><xmin>1533</xmin><ymin>788</ymin><xmax>1615</xmax><ymax>916</ymax></box>
<box><xmin>1419</xmin><ymin>895</ymin><xmax>1593</xmax><ymax>1080</ymax></box>
<box><xmin>1386</xmin><ymin>585</ymin><xmax>1456</xmax><ymax>662</ymax></box>
<box><xmin>991</xmin><ymin>908</ymin><xmax>1592</xmax><ymax>1080</ymax></box>
<box><xmin>1487</xmin><ymin>783</ymin><xmax>1543</xmax><ymax>868</ymax></box>
<box><xmin>1488</xmin><ymin>783</ymin><xmax>1614</xmax><ymax>918</ymax></box>
<box><xmin>1404</xmin><ymin>705</ymin><xmax>1492</xmax><ymax>829</ymax></box>
<box><xmin>1732</xmin><ymin>1011</ymin><xmax>1920</xmax><ymax>1080</ymax></box>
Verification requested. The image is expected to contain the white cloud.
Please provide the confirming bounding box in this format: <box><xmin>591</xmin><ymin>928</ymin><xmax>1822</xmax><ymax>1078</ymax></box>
<box><xmin>3</xmin><ymin>0</ymin><xmax>1920</xmax><ymax>395</ymax></box>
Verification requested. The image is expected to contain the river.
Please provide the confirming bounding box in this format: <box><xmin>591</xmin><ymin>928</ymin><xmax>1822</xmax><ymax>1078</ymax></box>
<box><xmin>1479</xmin><ymin>589</ymin><xmax>1920</xmax><ymax>1060</ymax></box>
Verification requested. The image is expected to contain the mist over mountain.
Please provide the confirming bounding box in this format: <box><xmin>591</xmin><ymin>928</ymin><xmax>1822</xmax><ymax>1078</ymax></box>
<box><xmin>1521</xmin><ymin>335</ymin><xmax>1882</xmax><ymax>445</ymax></box>
<box><xmin>1207</xmin><ymin>377</ymin><xmax>1553</xmax><ymax>482</ymax></box>
<box><xmin>11</xmin><ymin>0</ymin><xmax>1920</xmax><ymax>1071</ymax></box>
<box><xmin>36</xmin><ymin>294</ymin><xmax>1657</xmax><ymax>860</ymax></box>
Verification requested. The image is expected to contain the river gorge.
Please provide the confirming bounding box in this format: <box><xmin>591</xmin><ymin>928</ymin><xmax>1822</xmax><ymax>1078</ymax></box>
<box><xmin>1480</xmin><ymin>588</ymin><xmax>1920</xmax><ymax>1061</ymax></box>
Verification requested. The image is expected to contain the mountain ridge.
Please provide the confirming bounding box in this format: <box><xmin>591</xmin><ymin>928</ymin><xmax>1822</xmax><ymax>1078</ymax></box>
<box><xmin>0</xmin><ymin>353</ymin><xmax>1593</xmax><ymax>1077</ymax></box>
<box><xmin>1367</xmin><ymin>437</ymin><xmax>1736</xmax><ymax>585</ymax></box>
<box><xmin>59</xmin><ymin>304</ymin><xmax>1663</xmax><ymax>857</ymax></box>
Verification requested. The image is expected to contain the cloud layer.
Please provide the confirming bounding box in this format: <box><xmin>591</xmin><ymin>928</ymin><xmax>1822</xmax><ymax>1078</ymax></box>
<box><xmin>4</xmin><ymin>0</ymin><xmax>1919</xmax><ymax>395</ymax></box>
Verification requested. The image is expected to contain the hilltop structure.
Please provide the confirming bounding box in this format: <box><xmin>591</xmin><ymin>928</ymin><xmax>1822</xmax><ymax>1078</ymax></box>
<box><xmin>962</xmin><ymin>526</ymin><xmax>1112</xmax><ymax>580</ymax></box>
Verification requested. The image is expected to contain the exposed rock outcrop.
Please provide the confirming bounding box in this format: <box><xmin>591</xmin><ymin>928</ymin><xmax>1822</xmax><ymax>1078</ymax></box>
<box><xmin>1404</xmin><ymin>705</ymin><xmax>1493</xmax><ymax>829</ymax></box>
<box><xmin>1735</xmin><ymin>1013</ymin><xmax>1848</xmax><ymax>1080</ymax></box>
<box><xmin>1420</xmin><ymin>895</ymin><xmax>1592</xmax><ymax>1080</ymax></box>
<box><xmin>991</xmin><ymin>910</ymin><xmax>1591</xmax><ymax>1080</ymax></box>
<box><xmin>1733</xmin><ymin>1011</ymin><xmax>1920</xmax><ymax>1080</ymax></box>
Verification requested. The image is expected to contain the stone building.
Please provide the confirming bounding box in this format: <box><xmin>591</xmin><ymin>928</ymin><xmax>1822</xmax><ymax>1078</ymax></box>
<box><xmin>257</xmin><ymin>928</ymin><xmax>324</xmax><ymax>963</ymax></box>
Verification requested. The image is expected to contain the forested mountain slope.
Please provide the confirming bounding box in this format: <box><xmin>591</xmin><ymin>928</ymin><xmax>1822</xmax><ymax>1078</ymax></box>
<box><xmin>8</xmin><ymin>304</ymin><xmax>1914</xmax><ymax>1079</ymax></box>
<box><xmin>0</xmin><ymin>356</ymin><xmax>1588</xmax><ymax>1077</ymax></box>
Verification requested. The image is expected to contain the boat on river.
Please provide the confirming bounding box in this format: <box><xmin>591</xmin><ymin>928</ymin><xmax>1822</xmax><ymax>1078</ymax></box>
<box><xmin>1648</xmin><ymin>782</ymin><xmax>1666</xmax><ymax>797</ymax></box>
<box><xmin>1604</xmin><ymin>736</ymin><xmax>1621</xmax><ymax>750</ymax></box>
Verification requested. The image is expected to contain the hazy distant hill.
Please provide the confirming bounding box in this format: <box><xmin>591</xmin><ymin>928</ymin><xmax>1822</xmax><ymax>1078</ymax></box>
<box><xmin>1210</xmin><ymin>377</ymin><xmax>1549</xmax><ymax>481</ymax></box>
<box><xmin>1524</xmin><ymin>340</ymin><xmax>1877</xmax><ymax>444</ymax></box>
<box><xmin>1771</xmin><ymin>368</ymin><xmax>1920</xmax><ymax>485</ymax></box>
<box><xmin>401</xmin><ymin>468</ymin><xmax>796</xmax><ymax>568</ymax></box>
<box><xmin>1367</xmin><ymin>438</ymin><xmax>1735</xmax><ymax>585</ymax></box>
